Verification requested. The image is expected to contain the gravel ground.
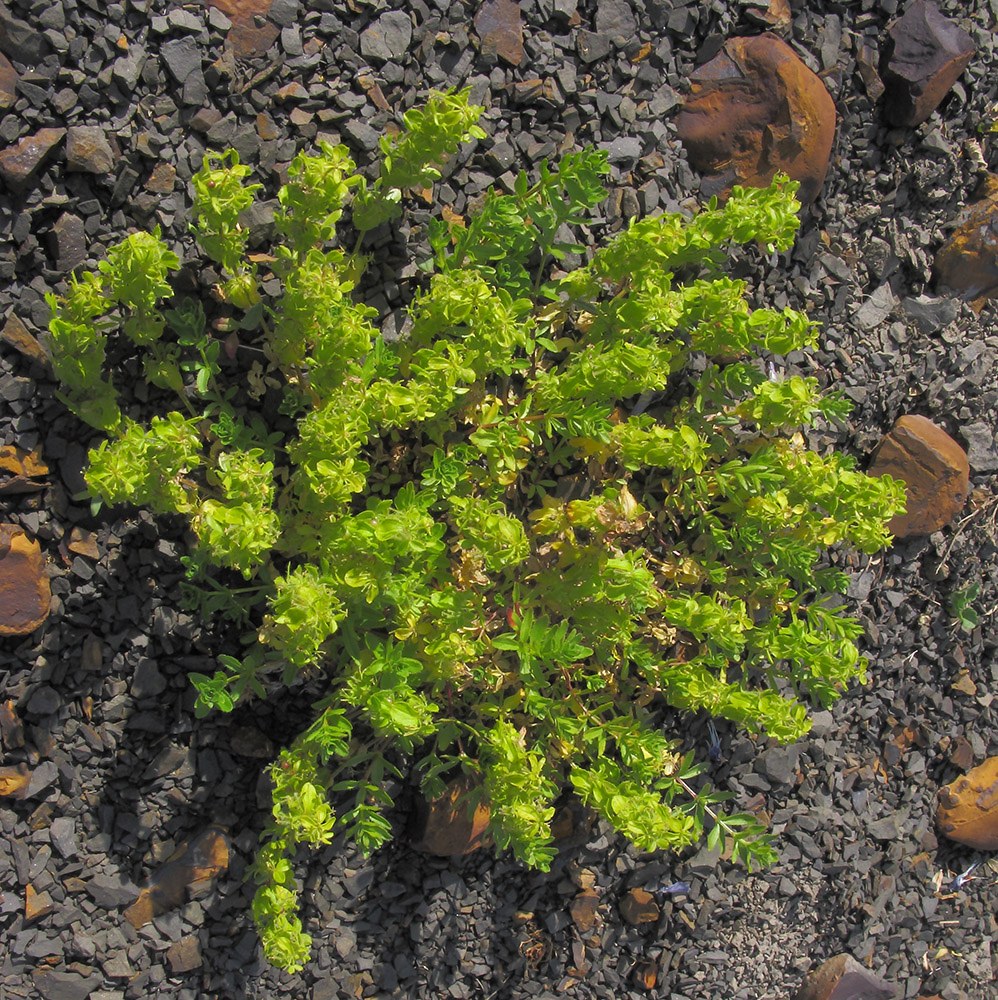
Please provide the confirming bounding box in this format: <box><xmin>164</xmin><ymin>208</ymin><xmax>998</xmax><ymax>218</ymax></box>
<box><xmin>1</xmin><ymin>1</ymin><xmax>998</xmax><ymax>999</ymax></box>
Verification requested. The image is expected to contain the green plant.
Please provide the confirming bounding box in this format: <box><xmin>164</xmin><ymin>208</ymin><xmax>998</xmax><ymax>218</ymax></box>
<box><xmin>948</xmin><ymin>581</ymin><xmax>980</xmax><ymax>633</ymax></box>
<box><xmin>45</xmin><ymin>88</ymin><xmax>906</xmax><ymax>973</ymax></box>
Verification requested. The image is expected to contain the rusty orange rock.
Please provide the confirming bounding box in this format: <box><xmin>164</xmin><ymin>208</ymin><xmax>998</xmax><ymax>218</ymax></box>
<box><xmin>568</xmin><ymin>889</ymin><xmax>599</xmax><ymax>933</ymax></box>
<box><xmin>0</xmin><ymin>127</ymin><xmax>65</xmax><ymax>190</ymax></box>
<box><xmin>934</xmin><ymin>174</ymin><xmax>998</xmax><ymax>308</ymax></box>
<box><xmin>619</xmin><ymin>888</ymin><xmax>659</xmax><ymax>926</ymax></box>
<box><xmin>411</xmin><ymin>773</ymin><xmax>492</xmax><ymax>856</ymax></box>
<box><xmin>674</xmin><ymin>34</ymin><xmax>835</xmax><ymax>204</ymax></box>
<box><xmin>202</xmin><ymin>0</ymin><xmax>278</xmax><ymax>59</ymax></box>
<box><xmin>0</xmin><ymin>523</ymin><xmax>50</xmax><ymax>635</ymax></box>
<box><xmin>125</xmin><ymin>826</ymin><xmax>230</xmax><ymax>929</ymax></box>
<box><xmin>937</xmin><ymin>757</ymin><xmax>998</xmax><ymax>850</ymax></box>
<box><xmin>25</xmin><ymin>883</ymin><xmax>54</xmax><ymax>922</ymax></box>
<box><xmin>0</xmin><ymin>763</ymin><xmax>30</xmax><ymax>798</ymax></box>
<box><xmin>475</xmin><ymin>0</ymin><xmax>524</xmax><ymax>67</ymax></box>
<box><xmin>867</xmin><ymin>415</ymin><xmax>969</xmax><ymax>538</ymax></box>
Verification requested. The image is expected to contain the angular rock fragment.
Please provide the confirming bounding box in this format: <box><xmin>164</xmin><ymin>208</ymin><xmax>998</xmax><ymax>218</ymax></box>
<box><xmin>881</xmin><ymin>0</ymin><xmax>975</xmax><ymax>127</ymax></box>
<box><xmin>410</xmin><ymin>773</ymin><xmax>492</xmax><ymax>856</ymax></box>
<box><xmin>0</xmin><ymin>52</ymin><xmax>16</xmax><ymax>108</ymax></box>
<box><xmin>794</xmin><ymin>953</ymin><xmax>896</xmax><ymax>1000</ymax></box>
<box><xmin>619</xmin><ymin>887</ymin><xmax>659</xmax><ymax>925</ymax></box>
<box><xmin>25</xmin><ymin>883</ymin><xmax>54</xmax><ymax>921</ymax></box>
<box><xmin>569</xmin><ymin>889</ymin><xmax>599</xmax><ymax>932</ymax></box>
<box><xmin>1</xmin><ymin>312</ymin><xmax>49</xmax><ymax>366</ymax></box>
<box><xmin>166</xmin><ymin>935</ymin><xmax>203</xmax><ymax>973</ymax></box>
<box><xmin>934</xmin><ymin>174</ymin><xmax>998</xmax><ymax>308</ymax></box>
<box><xmin>50</xmin><ymin>213</ymin><xmax>87</xmax><ymax>272</ymax></box>
<box><xmin>0</xmin><ymin>444</ymin><xmax>48</xmax><ymax>495</ymax></box>
<box><xmin>125</xmin><ymin>826</ymin><xmax>230</xmax><ymax>928</ymax></box>
<box><xmin>937</xmin><ymin>756</ymin><xmax>998</xmax><ymax>850</ymax></box>
<box><xmin>0</xmin><ymin>523</ymin><xmax>50</xmax><ymax>635</ymax></box>
<box><xmin>360</xmin><ymin>11</ymin><xmax>412</xmax><ymax>64</ymax></box>
<box><xmin>867</xmin><ymin>415</ymin><xmax>969</xmax><ymax>538</ymax></box>
<box><xmin>674</xmin><ymin>34</ymin><xmax>835</xmax><ymax>204</ymax></box>
<box><xmin>0</xmin><ymin>127</ymin><xmax>65</xmax><ymax>190</ymax></box>
<box><xmin>66</xmin><ymin>126</ymin><xmax>114</xmax><ymax>174</ymax></box>
<box><xmin>475</xmin><ymin>0</ymin><xmax>524</xmax><ymax>66</ymax></box>
<box><xmin>32</xmin><ymin>969</ymin><xmax>102</xmax><ymax>1000</ymax></box>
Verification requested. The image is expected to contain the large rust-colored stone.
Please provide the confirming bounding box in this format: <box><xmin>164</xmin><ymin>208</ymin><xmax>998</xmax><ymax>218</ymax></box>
<box><xmin>0</xmin><ymin>524</ymin><xmax>50</xmax><ymax>635</ymax></box>
<box><xmin>0</xmin><ymin>127</ymin><xmax>65</xmax><ymax>190</ymax></box>
<box><xmin>937</xmin><ymin>757</ymin><xmax>998</xmax><ymax>850</ymax></box>
<box><xmin>934</xmin><ymin>173</ymin><xmax>998</xmax><ymax>308</ymax></box>
<box><xmin>674</xmin><ymin>34</ymin><xmax>835</xmax><ymax>204</ymax></box>
<box><xmin>619</xmin><ymin>888</ymin><xmax>659</xmax><ymax>926</ymax></box>
<box><xmin>794</xmin><ymin>954</ymin><xmax>896</xmax><ymax>1000</ymax></box>
<box><xmin>867</xmin><ymin>415</ymin><xmax>969</xmax><ymax>538</ymax></box>
<box><xmin>475</xmin><ymin>0</ymin><xmax>524</xmax><ymax>66</ymax></box>
<box><xmin>201</xmin><ymin>0</ymin><xmax>278</xmax><ymax>59</ymax></box>
<box><xmin>124</xmin><ymin>826</ymin><xmax>230</xmax><ymax>929</ymax></box>
<box><xmin>411</xmin><ymin>773</ymin><xmax>493</xmax><ymax>856</ymax></box>
<box><xmin>881</xmin><ymin>0</ymin><xmax>975</xmax><ymax>128</ymax></box>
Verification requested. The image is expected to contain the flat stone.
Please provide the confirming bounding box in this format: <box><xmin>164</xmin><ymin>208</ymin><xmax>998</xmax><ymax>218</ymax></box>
<box><xmin>937</xmin><ymin>756</ymin><xmax>998</xmax><ymax>850</ymax></box>
<box><xmin>881</xmin><ymin>0</ymin><xmax>975</xmax><ymax>127</ymax></box>
<box><xmin>50</xmin><ymin>816</ymin><xmax>79</xmax><ymax>858</ymax></box>
<box><xmin>161</xmin><ymin>36</ymin><xmax>202</xmax><ymax>84</ymax></box>
<box><xmin>25</xmin><ymin>759</ymin><xmax>58</xmax><ymax>797</ymax></box>
<box><xmin>32</xmin><ymin>969</ymin><xmax>102</xmax><ymax>1000</ymax></box>
<box><xmin>26</xmin><ymin>883</ymin><xmax>55</xmax><ymax>921</ymax></box>
<box><xmin>166</xmin><ymin>935</ymin><xmax>202</xmax><ymax>973</ymax></box>
<box><xmin>475</xmin><ymin>0</ymin><xmax>524</xmax><ymax>67</ymax></box>
<box><xmin>1</xmin><ymin>311</ymin><xmax>49</xmax><ymax>366</ymax></box>
<box><xmin>576</xmin><ymin>29</ymin><xmax>611</xmax><ymax>64</ymax></box>
<box><xmin>0</xmin><ymin>127</ymin><xmax>65</xmax><ymax>190</ymax></box>
<box><xmin>66</xmin><ymin>126</ymin><xmax>114</xmax><ymax>174</ymax></box>
<box><xmin>125</xmin><ymin>826</ymin><xmax>230</xmax><ymax>928</ymax></box>
<box><xmin>569</xmin><ymin>889</ymin><xmax>599</xmax><ymax>933</ymax></box>
<box><xmin>275</xmin><ymin>81</ymin><xmax>308</xmax><ymax>101</ymax></box>
<box><xmin>26</xmin><ymin>685</ymin><xmax>61</xmax><ymax>715</ymax></box>
<box><xmin>594</xmin><ymin>0</ymin><xmax>637</xmax><ymax>44</ymax></box>
<box><xmin>962</xmin><ymin>421</ymin><xmax>998</xmax><ymax>472</ymax></box>
<box><xmin>410</xmin><ymin>773</ymin><xmax>492</xmax><ymax>856</ymax></box>
<box><xmin>86</xmin><ymin>872</ymin><xmax>142</xmax><ymax>910</ymax></box>
<box><xmin>0</xmin><ymin>523</ymin><xmax>51</xmax><ymax>635</ymax></box>
<box><xmin>794</xmin><ymin>953</ymin><xmax>896</xmax><ymax>1000</ymax></box>
<box><xmin>619</xmin><ymin>888</ymin><xmax>659</xmax><ymax>925</ymax></box>
<box><xmin>934</xmin><ymin>174</ymin><xmax>998</xmax><ymax>307</ymax></box>
<box><xmin>360</xmin><ymin>11</ymin><xmax>412</xmax><ymax>64</ymax></box>
<box><xmin>868</xmin><ymin>415</ymin><xmax>970</xmax><ymax>538</ymax></box>
<box><xmin>144</xmin><ymin>162</ymin><xmax>176</xmax><ymax>194</ymax></box>
<box><xmin>50</xmin><ymin>213</ymin><xmax>87</xmax><ymax>271</ymax></box>
<box><xmin>675</xmin><ymin>35</ymin><xmax>835</xmax><ymax>204</ymax></box>
<box><xmin>130</xmin><ymin>659</ymin><xmax>167</xmax><ymax>698</ymax></box>
<box><xmin>0</xmin><ymin>7</ymin><xmax>49</xmax><ymax>63</ymax></box>
<box><xmin>901</xmin><ymin>294</ymin><xmax>959</xmax><ymax>334</ymax></box>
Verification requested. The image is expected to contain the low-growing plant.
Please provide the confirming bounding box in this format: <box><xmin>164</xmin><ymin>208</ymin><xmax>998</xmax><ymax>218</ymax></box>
<box><xmin>948</xmin><ymin>581</ymin><xmax>980</xmax><ymax>633</ymax></box>
<box><xmin>45</xmin><ymin>88</ymin><xmax>905</xmax><ymax>972</ymax></box>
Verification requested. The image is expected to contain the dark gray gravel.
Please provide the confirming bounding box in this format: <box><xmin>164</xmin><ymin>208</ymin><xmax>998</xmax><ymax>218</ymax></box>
<box><xmin>1</xmin><ymin>1</ymin><xmax>998</xmax><ymax>999</ymax></box>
